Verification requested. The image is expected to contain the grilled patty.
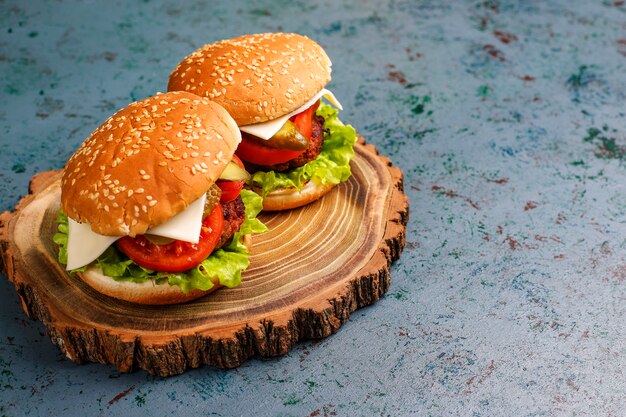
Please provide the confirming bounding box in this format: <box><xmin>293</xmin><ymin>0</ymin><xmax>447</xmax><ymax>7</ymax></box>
<box><xmin>216</xmin><ymin>195</ymin><xmax>246</xmax><ymax>249</ymax></box>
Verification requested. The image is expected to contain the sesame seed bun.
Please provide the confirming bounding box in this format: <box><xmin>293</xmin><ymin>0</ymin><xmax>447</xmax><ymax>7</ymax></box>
<box><xmin>167</xmin><ymin>33</ymin><xmax>332</xmax><ymax>126</ymax></box>
<box><xmin>78</xmin><ymin>235</ymin><xmax>252</xmax><ymax>305</ymax></box>
<box><xmin>258</xmin><ymin>181</ymin><xmax>336</xmax><ymax>211</ymax></box>
<box><xmin>61</xmin><ymin>91</ymin><xmax>241</xmax><ymax>237</ymax></box>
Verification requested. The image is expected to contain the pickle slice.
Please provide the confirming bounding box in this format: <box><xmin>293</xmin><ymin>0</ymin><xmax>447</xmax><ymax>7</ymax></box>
<box><xmin>203</xmin><ymin>184</ymin><xmax>222</xmax><ymax>218</ymax></box>
<box><xmin>262</xmin><ymin>120</ymin><xmax>309</xmax><ymax>150</ymax></box>
<box><xmin>219</xmin><ymin>161</ymin><xmax>251</xmax><ymax>181</ymax></box>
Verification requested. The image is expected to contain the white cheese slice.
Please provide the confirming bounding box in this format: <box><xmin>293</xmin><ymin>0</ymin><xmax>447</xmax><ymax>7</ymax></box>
<box><xmin>147</xmin><ymin>193</ymin><xmax>206</xmax><ymax>243</ymax></box>
<box><xmin>65</xmin><ymin>194</ymin><xmax>207</xmax><ymax>270</ymax></box>
<box><xmin>239</xmin><ymin>88</ymin><xmax>343</xmax><ymax>140</ymax></box>
<box><xmin>66</xmin><ymin>219</ymin><xmax>119</xmax><ymax>270</ymax></box>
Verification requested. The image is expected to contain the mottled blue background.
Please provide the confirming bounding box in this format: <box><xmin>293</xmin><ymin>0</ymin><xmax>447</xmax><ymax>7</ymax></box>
<box><xmin>2</xmin><ymin>0</ymin><xmax>626</xmax><ymax>415</ymax></box>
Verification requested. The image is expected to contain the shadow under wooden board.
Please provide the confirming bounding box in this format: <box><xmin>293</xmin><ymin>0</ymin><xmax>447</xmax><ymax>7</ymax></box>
<box><xmin>0</xmin><ymin>139</ymin><xmax>408</xmax><ymax>376</ymax></box>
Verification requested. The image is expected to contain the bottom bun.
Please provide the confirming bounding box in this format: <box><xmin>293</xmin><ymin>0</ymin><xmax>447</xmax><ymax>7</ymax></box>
<box><xmin>77</xmin><ymin>235</ymin><xmax>252</xmax><ymax>305</ymax></box>
<box><xmin>260</xmin><ymin>181</ymin><xmax>336</xmax><ymax>211</ymax></box>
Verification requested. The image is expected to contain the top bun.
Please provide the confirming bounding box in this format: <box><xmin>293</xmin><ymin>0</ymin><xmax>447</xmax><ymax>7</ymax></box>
<box><xmin>167</xmin><ymin>33</ymin><xmax>332</xmax><ymax>126</ymax></box>
<box><xmin>61</xmin><ymin>91</ymin><xmax>241</xmax><ymax>237</ymax></box>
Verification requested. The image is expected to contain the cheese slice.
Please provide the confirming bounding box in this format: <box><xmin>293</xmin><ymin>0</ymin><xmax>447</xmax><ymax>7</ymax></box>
<box><xmin>66</xmin><ymin>194</ymin><xmax>207</xmax><ymax>270</ymax></box>
<box><xmin>239</xmin><ymin>88</ymin><xmax>343</xmax><ymax>140</ymax></box>
<box><xmin>147</xmin><ymin>194</ymin><xmax>206</xmax><ymax>243</ymax></box>
<box><xmin>66</xmin><ymin>220</ymin><xmax>119</xmax><ymax>270</ymax></box>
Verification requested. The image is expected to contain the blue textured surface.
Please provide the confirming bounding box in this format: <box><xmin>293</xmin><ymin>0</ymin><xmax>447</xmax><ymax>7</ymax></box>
<box><xmin>2</xmin><ymin>0</ymin><xmax>626</xmax><ymax>415</ymax></box>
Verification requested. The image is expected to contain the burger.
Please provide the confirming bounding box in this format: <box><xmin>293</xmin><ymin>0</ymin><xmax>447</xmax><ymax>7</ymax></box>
<box><xmin>53</xmin><ymin>91</ymin><xmax>267</xmax><ymax>305</ymax></box>
<box><xmin>167</xmin><ymin>32</ymin><xmax>357</xmax><ymax>211</ymax></box>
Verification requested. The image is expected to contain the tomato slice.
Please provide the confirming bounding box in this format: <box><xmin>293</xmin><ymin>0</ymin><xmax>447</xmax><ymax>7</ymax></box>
<box><xmin>216</xmin><ymin>180</ymin><xmax>243</xmax><ymax>203</ymax></box>
<box><xmin>236</xmin><ymin>135</ymin><xmax>303</xmax><ymax>165</ymax></box>
<box><xmin>290</xmin><ymin>99</ymin><xmax>320</xmax><ymax>140</ymax></box>
<box><xmin>236</xmin><ymin>100</ymin><xmax>321</xmax><ymax>166</ymax></box>
<box><xmin>217</xmin><ymin>155</ymin><xmax>245</xmax><ymax>203</ymax></box>
<box><xmin>116</xmin><ymin>205</ymin><xmax>224</xmax><ymax>273</ymax></box>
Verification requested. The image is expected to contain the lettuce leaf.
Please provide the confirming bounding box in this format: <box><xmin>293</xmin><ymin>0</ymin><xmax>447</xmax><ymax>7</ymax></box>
<box><xmin>248</xmin><ymin>103</ymin><xmax>358</xmax><ymax>196</ymax></box>
<box><xmin>53</xmin><ymin>189</ymin><xmax>267</xmax><ymax>293</ymax></box>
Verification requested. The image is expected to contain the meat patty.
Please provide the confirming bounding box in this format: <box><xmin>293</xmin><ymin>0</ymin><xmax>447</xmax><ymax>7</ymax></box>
<box><xmin>215</xmin><ymin>195</ymin><xmax>246</xmax><ymax>249</ymax></box>
<box><xmin>245</xmin><ymin>115</ymin><xmax>326</xmax><ymax>173</ymax></box>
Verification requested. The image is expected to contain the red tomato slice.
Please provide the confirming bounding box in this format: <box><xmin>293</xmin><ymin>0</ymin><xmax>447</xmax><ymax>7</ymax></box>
<box><xmin>231</xmin><ymin>154</ymin><xmax>244</xmax><ymax>167</ymax></box>
<box><xmin>217</xmin><ymin>155</ymin><xmax>245</xmax><ymax>203</ymax></box>
<box><xmin>116</xmin><ymin>205</ymin><xmax>224</xmax><ymax>273</ymax></box>
<box><xmin>216</xmin><ymin>180</ymin><xmax>244</xmax><ymax>203</ymax></box>
<box><xmin>236</xmin><ymin>134</ymin><xmax>304</xmax><ymax>165</ymax></box>
<box><xmin>290</xmin><ymin>99</ymin><xmax>320</xmax><ymax>140</ymax></box>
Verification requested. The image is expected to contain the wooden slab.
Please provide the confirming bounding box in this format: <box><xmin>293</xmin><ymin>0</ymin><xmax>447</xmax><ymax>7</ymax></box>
<box><xmin>0</xmin><ymin>139</ymin><xmax>408</xmax><ymax>376</ymax></box>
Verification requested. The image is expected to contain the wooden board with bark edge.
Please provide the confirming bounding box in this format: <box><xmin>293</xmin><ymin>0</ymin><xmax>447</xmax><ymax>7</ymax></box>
<box><xmin>0</xmin><ymin>139</ymin><xmax>408</xmax><ymax>376</ymax></box>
